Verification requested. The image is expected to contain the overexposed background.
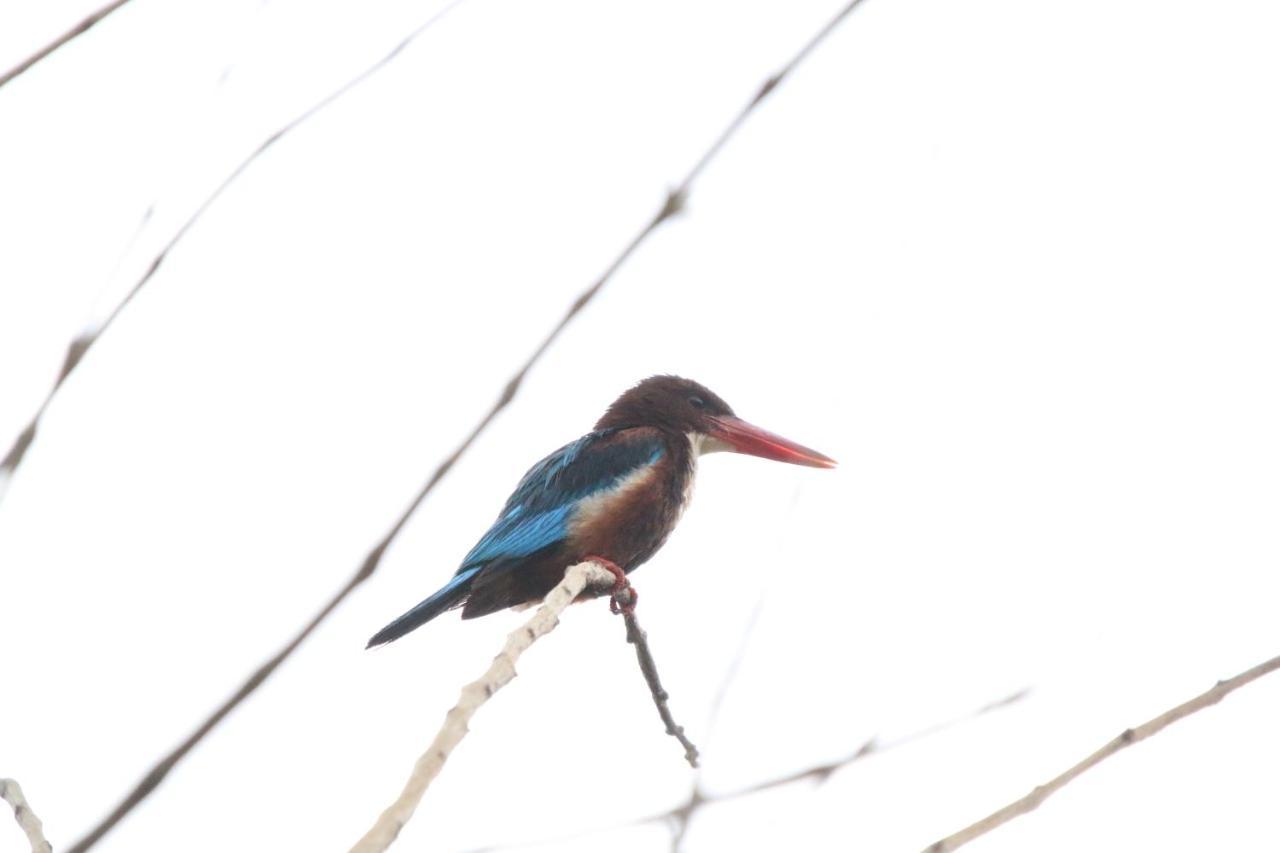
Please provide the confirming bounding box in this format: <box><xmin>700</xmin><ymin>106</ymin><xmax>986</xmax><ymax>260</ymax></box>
<box><xmin>2</xmin><ymin>1</ymin><xmax>1279</xmax><ymax>851</ymax></box>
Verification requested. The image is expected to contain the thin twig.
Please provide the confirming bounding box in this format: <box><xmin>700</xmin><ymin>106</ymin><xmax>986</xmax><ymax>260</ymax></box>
<box><xmin>925</xmin><ymin>654</ymin><xmax>1280</xmax><ymax>852</ymax></box>
<box><xmin>675</xmin><ymin>689</ymin><xmax>1031</xmax><ymax>814</ymax></box>
<box><xmin>610</xmin><ymin>586</ymin><xmax>700</xmax><ymax>768</ymax></box>
<box><xmin>0</xmin><ymin>0</ymin><xmax>469</xmax><ymax>506</ymax></box>
<box><xmin>0</xmin><ymin>0</ymin><xmax>131</xmax><ymax>90</ymax></box>
<box><xmin>460</xmin><ymin>688</ymin><xmax>1029</xmax><ymax>853</ymax></box>
<box><xmin>64</xmin><ymin>1</ymin><xmax>877</xmax><ymax>847</ymax></box>
<box><xmin>348</xmin><ymin>561</ymin><xmax>615</xmax><ymax>853</ymax></box>
<box><xmin>1</xmin><ymin>779</ymin><xmax>53</xmax><ymax>853</ymax></box>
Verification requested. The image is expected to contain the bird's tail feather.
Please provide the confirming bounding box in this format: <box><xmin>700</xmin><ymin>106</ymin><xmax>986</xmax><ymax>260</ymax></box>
<box><xmin>366</xmin><ymin>567</ymin><xmax>479</xmax><ymax>648</ymax></box>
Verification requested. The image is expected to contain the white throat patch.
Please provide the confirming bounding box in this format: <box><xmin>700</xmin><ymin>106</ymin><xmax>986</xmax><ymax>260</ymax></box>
<box><xmin>689</xmin><ymin>431</ymin><xmax>733</xmax><ymax>456</ymax></box>
<box><xmin>679</xmin><ymin>432</ymin><xmax>719</xmax><ymax>517</ymax></box>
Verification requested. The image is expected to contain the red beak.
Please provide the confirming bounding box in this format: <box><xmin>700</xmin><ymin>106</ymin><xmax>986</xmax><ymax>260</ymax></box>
<box><xmin>707</xmin><ymin>415</ymin><xmax>837</xmax><ymax>469</ymax></box>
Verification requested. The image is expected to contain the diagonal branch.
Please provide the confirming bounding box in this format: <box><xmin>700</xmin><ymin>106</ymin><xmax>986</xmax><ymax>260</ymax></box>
<box><xmin>0</xmin><ymin>0</ymin><xmax>131</xmax><ymax>90</ymax></box>
<box><xmin>0</xmin><ymin>0</ymin><xmax>871</xmax><ymax>504</ymax></box>
<box><xmin>924</xmin><ymin>653</ymin><xmax>1280</xmax><ymax>852</ymax></box>
<box><xmin>0</xmin><ymin>0</ymin><xmax>469</xmax><ymax>506</ymax></box>
<box><xmin>1</xmin><ymin>778</ymin><xmax>53</xmax><ymax>853</ymax></box>
<box><xmin>715</xmin><ymin>688</ymin><xmax>1031</xmax><ymax>802</ymax></box>
<box><xmin>348</xmin><ymin>561</ymin><xmax>616</xmax><ymax>853</ymax></box>
<box><xmin>65</xmin><ymin>2</ymin><xmax>877</xmax><ymax>848</ymax></box>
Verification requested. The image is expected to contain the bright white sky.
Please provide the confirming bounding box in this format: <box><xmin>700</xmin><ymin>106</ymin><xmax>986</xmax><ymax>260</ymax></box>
<box><xmin>2</xmin><ymin>1</ymin><xmax>1279</xmax><ymax>851</ymax></box>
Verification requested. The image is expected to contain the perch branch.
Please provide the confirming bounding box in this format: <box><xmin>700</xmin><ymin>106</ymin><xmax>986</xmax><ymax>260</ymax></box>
<box><xmin>63</xmin><ymin>0</ymin><xmax>876</xmax><ymax>847</ymax></box>
<box><xmin>348</xmin><ymin>561</ymin><xmax>615</xmax><ymax>853</ymax></box>
<box><xmin>1</xmin><ymin>779</ymin><xmax>52</xmax><ymax>853</ymax></box>
<box><xmin>924</xmin><ymin>652</ymin><xmax>1280</xmax><ymax>852</ymax></box>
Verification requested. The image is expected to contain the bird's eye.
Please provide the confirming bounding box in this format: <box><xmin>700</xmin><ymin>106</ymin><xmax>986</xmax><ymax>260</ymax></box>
<box><xmin>688</xmin><ymin>395</ymin><xmax>706</xmax><ymax>409</ymax></box>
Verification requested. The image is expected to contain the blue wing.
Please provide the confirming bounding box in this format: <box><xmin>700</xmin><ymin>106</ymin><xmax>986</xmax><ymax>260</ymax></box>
<box><xmin>460</xmin><ymin>428</ymin><xmax>665</xmax><ymax>568</ymax></box>
<box><xmin>366</xmin><ymin>428</ymin><xmax>664</xmax><ymax>646</ymax></box>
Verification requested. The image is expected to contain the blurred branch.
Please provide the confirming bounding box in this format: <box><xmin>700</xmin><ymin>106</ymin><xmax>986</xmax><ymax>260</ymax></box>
<box><xmin>1</xmin><ymin>778</ymin><xmax>53</xmax><ymax>853</ymax></box>
<box><xmin>0</xmin><ymin>0</ymin><xmax>469</xmax><ymax>506</ymax></box>
<box><xmin>0</xmin><ymin>0</ymin><xmax>130</xmax><ymax>89</ymax></box>
<box><xmin>64</xmin><ymin>1</ymin><xmax>877</xmax><ymax>848</ymax></box>
<box><xmin>464</xmin><ymin>687</ymin><xmax>1028</xmax><ymax>853</ymax></box>
<box><xmin>0</xmin><ymin>0</ymin><xmax>872</xmax><ymax>504</ymax></box>
<box><xmin>656</xmin><ymin>688</ymin><xmax>1029</xmax><ymax>852</ymax></box>
<box><xmin>667</xmin><ymin>599</ymin><xmax>762</xmax><ymax>850</ymax></box>
<box><xmin>925</xmin><ymin>653</ymin><xmax>1280</xmax><ymax>852</ymax></box>
<box><xmin>349</xmin><ymin>561</ymin><xmax>615</xmax><ymax>853</ymax></box>
<box><xmin>718</xmin><ymin>688</ymin><xmax>1030</xmax><ymax>800</ymax></box>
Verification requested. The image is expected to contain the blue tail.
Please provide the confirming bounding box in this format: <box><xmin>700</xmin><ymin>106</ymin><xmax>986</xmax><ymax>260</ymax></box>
<box><xmin>366</xmin><ymin>567</ymin><xmax>480</xmax><ymax>648</ymax></box>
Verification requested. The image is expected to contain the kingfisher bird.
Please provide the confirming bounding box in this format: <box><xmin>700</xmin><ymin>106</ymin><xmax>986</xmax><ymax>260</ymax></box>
<box><xmin>367</xmin><ymin>375</ymin><xmax>835</xmax><ymax>647</ymax></box>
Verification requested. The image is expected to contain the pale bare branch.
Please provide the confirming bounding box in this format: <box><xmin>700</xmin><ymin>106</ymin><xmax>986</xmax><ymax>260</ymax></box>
<box><xmin>925</xmin><ymin>653</ymin><xmax>1280</xmax><ymax>852</ymax></box>
<box><xmin>348</xmin><ymin>561</ymin><xmax>615</xmax><ymax>853</ymax></box>
<box><xmin>1</xmin><ymin>778</ymin><xmax>53</xmax><ymax>853</ymax></box>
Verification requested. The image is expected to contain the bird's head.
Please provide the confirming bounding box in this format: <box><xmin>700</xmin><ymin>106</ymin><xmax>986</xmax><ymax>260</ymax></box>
<box><xmin>597</xmin><ymin>375</ymin><xmax>836</xmax><ymax>468</ymax></box>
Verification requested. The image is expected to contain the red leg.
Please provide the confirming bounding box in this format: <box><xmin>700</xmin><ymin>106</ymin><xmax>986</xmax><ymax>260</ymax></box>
<box><xmin>584</xmin><ymin>555</ymin><xmax>638</xmax><ymax>614</ymax></box>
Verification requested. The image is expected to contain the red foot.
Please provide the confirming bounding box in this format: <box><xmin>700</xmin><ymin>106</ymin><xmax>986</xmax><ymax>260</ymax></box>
<box><xmin>585</xmin><ymin>554</ymin><xmax>637</xmax><ymax>615</ymax></box>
